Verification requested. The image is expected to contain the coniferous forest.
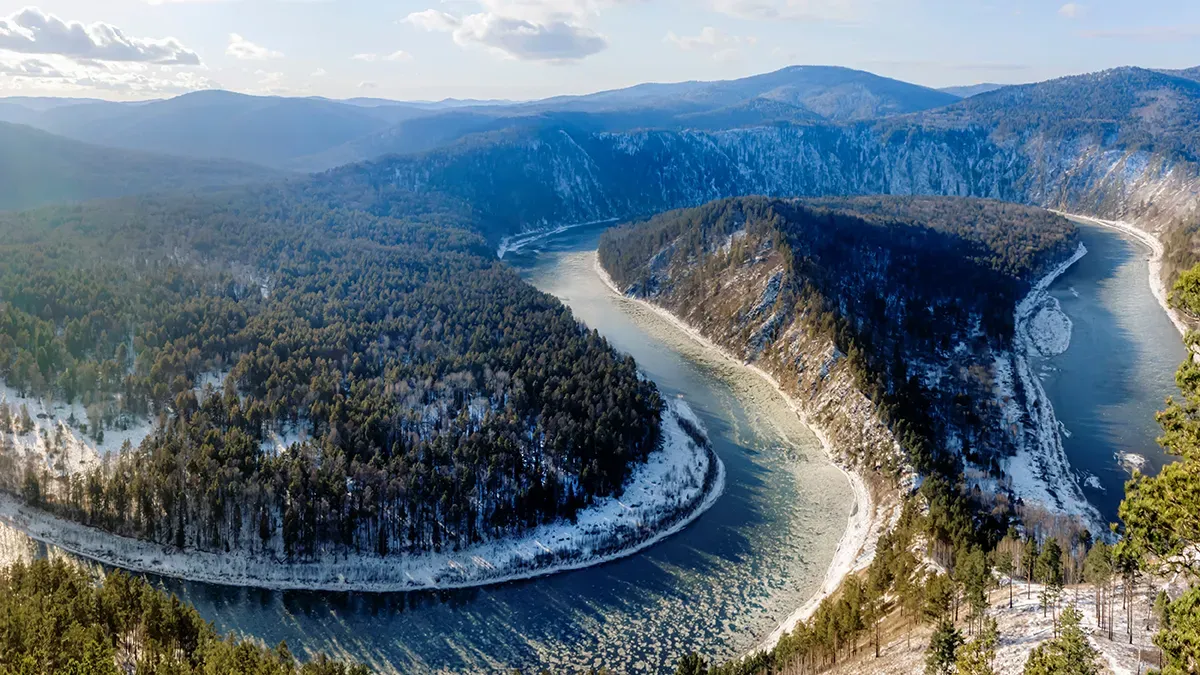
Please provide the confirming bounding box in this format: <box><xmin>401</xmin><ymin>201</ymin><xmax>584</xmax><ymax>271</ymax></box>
<box><xmin>0</xmin><ymin>186</ymin><xmax>662</xmax><ymax>559</ymax></box>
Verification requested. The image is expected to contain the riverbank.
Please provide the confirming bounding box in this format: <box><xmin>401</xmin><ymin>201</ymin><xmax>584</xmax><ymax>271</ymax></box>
<box><xmin>592</xmin><ymin>254</ymin><xmax>893</xmax><ymax>654</ymax></box>
<box><xmin>1000</xmin><ymin>242</ymin><xmax>1104</xmax><ymax>529</ymax></box>
<box><xmin>1056</xmin><ymin>212</ymin><xmax>1190</xmax><ymax>338</ymax></box>
<box><xmin>0</xmin><ymin>400</ymin><xmax>725</xmax><ymax>593</ymax></box>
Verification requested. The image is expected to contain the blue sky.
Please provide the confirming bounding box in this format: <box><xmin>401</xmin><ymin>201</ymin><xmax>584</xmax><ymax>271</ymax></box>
<box><xmin>1</xmin><ymin>0</ymin><xmax>1198</xmax><ymax>101</ymax></box>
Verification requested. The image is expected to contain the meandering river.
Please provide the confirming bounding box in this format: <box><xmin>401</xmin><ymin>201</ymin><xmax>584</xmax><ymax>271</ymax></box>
<box><xmin>0</xmin><ymin>219</ymin><xmax>1180</xmax><ymax>672</ymax></box>
<box><xmin>0</xmin><ymin>222</ymin><xmax>852</xmax><ymax>673</ymax></box>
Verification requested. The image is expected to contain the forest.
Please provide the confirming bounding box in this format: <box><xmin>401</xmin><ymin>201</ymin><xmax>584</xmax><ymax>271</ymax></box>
<box><xmin>0</xmin><ymin>184</ymin><xmax>662</xmax><ymax>559</ymax></box>
<box><xmin>661</xmin><ymin>208</ymin><xmax>1200</xmax><ymax>675</ymax></box>
<box><xmin>0</xmin><ymin>558</ymin><xmax>367</xmax><ymax>674</ymax></box>
<box><xmin>599</xmin><ymin>196</ymin><xmax>1077</xmax><ymax>477</ymax></box>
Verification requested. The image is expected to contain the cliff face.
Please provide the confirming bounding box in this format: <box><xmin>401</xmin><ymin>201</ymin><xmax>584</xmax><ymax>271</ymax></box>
<box><xmin>597</xmin><ymin>197</ymin><xmax>1080</xmax><ymax>503</ymax></box>
<box><xmin>367</xmin><ymin>122</ymin><xmax>1199</xmax><ymax>243</ymax></box>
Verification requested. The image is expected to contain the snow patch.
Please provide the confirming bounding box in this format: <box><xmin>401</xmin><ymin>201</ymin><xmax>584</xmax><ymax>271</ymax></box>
<box><xmin>0</xmin><ymin>400</ymin><xmax>724</xmax><ymax>592</ymax></box>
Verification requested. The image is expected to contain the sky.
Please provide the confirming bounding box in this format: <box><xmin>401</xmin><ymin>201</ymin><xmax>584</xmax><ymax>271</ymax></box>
<box><xmin>0</xmin><ymin>0</ymin><xmax>1198</xmax><ymax>102</ymax></box>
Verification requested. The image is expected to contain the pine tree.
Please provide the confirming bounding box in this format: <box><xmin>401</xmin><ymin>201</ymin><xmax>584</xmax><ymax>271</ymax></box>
<box><xmin>1022</xmin><ymin>605</ymin><xmax>1100</xmax><ymax>675</ymax></box>
<box><xmin>956</xmin><ymin>616</ymin><xmax>999</xmax><ymax>675</ymax></box>
<box><xmin>925</xmin><ymin>620</ymin><xmax>963</xmax><ymax>675</ymax></box>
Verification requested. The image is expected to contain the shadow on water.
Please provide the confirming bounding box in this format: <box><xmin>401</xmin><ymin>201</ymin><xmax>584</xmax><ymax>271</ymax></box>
<box><xmin>1038</xmin><ymin>222</ymin><xmax>1185</xmax><ymax>524</ymax></box>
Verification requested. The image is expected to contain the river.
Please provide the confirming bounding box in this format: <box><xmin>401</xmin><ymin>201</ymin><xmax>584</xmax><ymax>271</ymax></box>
<box><xmin>1034</xmin><ymin>220</ymin><xmax>1184</xmax><ymax>525</ymax></box>
<box><xmin>0</xmin><ymin>218</ymin><xmax>1179</xmax><ymax>672</ymax></box>
<box><xmin>0</xmin><ymin>221</ymin><xmax>853</xmax><ymax>674</ymax></box>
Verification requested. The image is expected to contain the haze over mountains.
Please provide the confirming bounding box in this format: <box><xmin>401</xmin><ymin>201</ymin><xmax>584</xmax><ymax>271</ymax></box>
<box><xmin>0</xmin><ymin>66</ymin><xmax>961</xmax><ymax>172</ymax></box>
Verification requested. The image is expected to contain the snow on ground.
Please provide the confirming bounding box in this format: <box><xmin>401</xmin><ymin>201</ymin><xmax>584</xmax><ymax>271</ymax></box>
<box><xmin>496</xmin><ymin>218</ymin><xmax>619</xmax><ymax>258</ymax></box>
<box><xmin>824</xmin><ymin>579</ymin><xmax>1169</xmax><ymax>675</ymax></box>
<box><xmin>1025</xmin><ymin>297</ymin><xmax>1073</xmax><ymax>357</ymax></box>
<box><xmin>0</xmin><ymin>400</ymin><xmax>724</xmax><ymax>592</ymax></box>
<box><xmin>0</xmin><ymin>383</ymin><xmax>153</xmax><ymax>479</ymax></box>
<box><xmin>998</xmin><ymin>243</ymin><xmax>1104</xmax><ymax>529</ymax></box>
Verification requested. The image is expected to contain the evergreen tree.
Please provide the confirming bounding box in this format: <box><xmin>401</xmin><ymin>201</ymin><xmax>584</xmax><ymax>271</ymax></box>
<box><xmin>924</xmin><ymin>620</ymin><xmax>963</xmax><ymax>675</ymax></box>
<box><xmin>1022</xmin><ymin>606</ymin><xmax>1100</xmax><ymax>675</ymax></box>
<box><xmin>955</xmin><ymin>616</ymin><xmax>999</xmax><ymax>675</ymax></box>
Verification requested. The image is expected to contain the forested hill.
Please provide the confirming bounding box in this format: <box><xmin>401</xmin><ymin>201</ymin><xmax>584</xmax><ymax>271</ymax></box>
<box><xmin>0</xmin><ymin>184</ymin><xmax>661</xmax><ymax>560</ymax></box>
<box><xmin>599</xmin><ymin>196</ymin><xmax>1077</xmax><ymax>480</ymax></box>
<box><xmin>0</xmin><ymin>122</ymin><xmax>282</xmax><ymax>211</ymax></box>
<box><xmin>335</xmin><ymin>65</ymin><xmax>1198</xmax><ymax>261</ymax></box>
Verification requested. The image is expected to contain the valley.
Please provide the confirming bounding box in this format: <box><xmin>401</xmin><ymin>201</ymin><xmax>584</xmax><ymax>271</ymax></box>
<box><xmin>1</xmin><ymin>53</ymin><xmax>1199</xmax><ymax>675</ymax></box>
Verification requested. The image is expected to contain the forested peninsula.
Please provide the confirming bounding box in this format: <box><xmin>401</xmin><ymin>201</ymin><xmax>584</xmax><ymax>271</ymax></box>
<box><xmin>0</xmin><ymin>184</ymin><xmax>695</xmax><ymax>587</ymax></box>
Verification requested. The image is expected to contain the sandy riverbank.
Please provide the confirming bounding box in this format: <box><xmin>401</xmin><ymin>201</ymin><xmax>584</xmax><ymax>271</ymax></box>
<box><xmin>0</xmin><ymin>400</ymin><xmax>725</xmax><ymax>592</ymax></box>
<box><xmin>591</xmin><ymin>254</ymin><xmax>890</xmax><ymax>654</ymax></box>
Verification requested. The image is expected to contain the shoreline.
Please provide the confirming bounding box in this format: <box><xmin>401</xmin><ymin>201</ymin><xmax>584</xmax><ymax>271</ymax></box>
<box><xmin>1055</xmin><ymin>212</ymin><xmax>1189</xmax><ymax>338</ymax></box>
<box><xmin>591</xmin><ymin>254</ymin><xmax>887</xmax><ymax>655</ymax></box>
<box><xmin>0</xmin><ymin>402</ymin><xmax>726</xmax><ymax>593</ymax></box>
<box><xmin>1003</xmin><ymin>242</ymin><xmax>1104</xmax><ymax>529</ymax></box>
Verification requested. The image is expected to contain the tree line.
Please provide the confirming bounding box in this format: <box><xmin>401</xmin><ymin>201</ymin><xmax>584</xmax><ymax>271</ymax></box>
<box><xmin>0</xmin><ymin>186</ymin><xmax>662</xmax><ymax>559</ymax></box>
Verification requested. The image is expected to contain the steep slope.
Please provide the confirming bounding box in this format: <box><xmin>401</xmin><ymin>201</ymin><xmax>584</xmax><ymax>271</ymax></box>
<box><xmin>598</xmin><ymin>197</ymin><xmax>1077</xmax><ymax>491</ymax></box>
<box><xmin>0</xmin><ymin>122</ymin><xmax>281</xmax><ymax>211</ymax></box>
<box><xmin>339</xmin><ymin>65</ymin><xmax>1200</xmax><ymax>255</ymax></box>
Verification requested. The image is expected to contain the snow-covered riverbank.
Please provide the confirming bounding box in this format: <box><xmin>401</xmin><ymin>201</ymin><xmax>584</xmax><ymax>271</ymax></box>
<box><xmin>999</xmin><ymin>243</ymin><xmax>1104</xmax><ymax>529</ymax></box>
<box><xmin>1058</xmin><ymin>212</ymin><xmax>1190</xmax><ymax>338</ymax></box>
<box><xmin>592</xmin><ymin>254</ymin><xmax>891</xmax><ymax>655</ymax></box>
<box><xmin>0</xmin><ymin>400</ymin><xmax>724</xmax><ymax>592</ymax></box>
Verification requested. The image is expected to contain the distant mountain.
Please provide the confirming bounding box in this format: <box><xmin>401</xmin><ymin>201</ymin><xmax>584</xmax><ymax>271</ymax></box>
<box><xmin>0</xmin><ymin>122</ymin><xmax>281</xmax><ymax>211</ymax></box>
<box><xmin>938</xmin><ymin>83</ymin><xmax>1006</xmax><ymax>98</ymax></box>
<box><xmin>295</xmin><ymin>66</ymin><xmax>960</xmax><ymax>171</ymax></box>
<box><xmin>524</xmin><ymin>65</ymin><xmax>959</xmax><ymax>121</ymax></box>
<box><xmin>0</xmin><ymin>91</ymin><xmax>425</xmax><ymax>169</ymax></box>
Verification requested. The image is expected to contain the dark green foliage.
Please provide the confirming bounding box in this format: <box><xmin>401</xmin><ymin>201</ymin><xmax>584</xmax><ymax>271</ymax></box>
<box><xmin>0</xmin><ymin>558</ymin><xmax>368</xmax><ymax>674</ymax></box>
<box><xmin>1154</xmin><ymin>585</ymin><xmax>1200</xmax><ymax>675</ymax></box>
<box><xmin>599</xmin><ymin>195</ymin><xmax>1076</xmax><ymax>480</ymax></box>
<box><xmin>0</xmin><ymin>185</ymin><xmax>662</xmax><ymax>558</ymax></box>
<box><xmin>1021</xmin><ymin>606</ymin><xmax>1100</xmax><ymax>675</ymax></box>
<box><xmin>924</xmin><ymin>620</ymin><xmax>963</xmax><ymax>675</ymax></box>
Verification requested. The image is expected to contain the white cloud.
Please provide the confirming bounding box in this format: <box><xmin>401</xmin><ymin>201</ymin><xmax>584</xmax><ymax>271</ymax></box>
<box><xmin>406</xmin><ymin>9</ymin><xmax>606</xmax><ymax>61</ymax></box>
<box><xmin>405</xmin><ymin>1</ymin><xmax>637</xmax><ymax>62</ymax></box>
<box><xmin>0</xmin><ymin>52</ymin><xmax>216</xmax><ymax>94</ymax></box>
<box><xmin>0</xmin><ymin>7</ymin><xmax>200</xmax><ymax>64</ymax></box>
<box><xmin>226</xmin><ymin>33</ymin><xmax>283</xmax><ymax>60</ymax></box>
<box><xmin>710</xmin><ymin>0</ymin><xmax>856</xmax><ymax>21</ymax></box>
<box><xmin>311</xmin><ymin>67</ymin><xmax>327</xmax><ymax>76</ymax></box>
<box><xmin>1058</xmin><ymin>3</ymin><xmax>1084</xmax><ymax>19</ymax></box>
<box><xmin>358</xmin><ymin>80</ymin><xmax>377</xmax><ymax>89</ymax></box>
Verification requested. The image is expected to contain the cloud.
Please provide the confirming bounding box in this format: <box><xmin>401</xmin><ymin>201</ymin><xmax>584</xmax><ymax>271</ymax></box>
<box><xmin>226</xmin><ymin>33</ymin><xmax>282</xmax><ymax>60</ymax></box>
<box><xmin>665</xmin><ymin>27</ymin><xmax>755</xmax><ymax>61</ymax></box>
<box><xmin>1057</xmin><ymin>3</ymin><xmax>1084</xmax><ymax>19</ymax></box>
<box><xmin>0</xmin><ymin>7</ymin><xmax>200</xmax><ymax>64</ymax></box>
<box><xmin>358</xmin><ymin>80</ymin><xmax>377</xmax><ymax>89</ymax></box>
<box><xmin>710</xmin><ymin>0</ymin><xmax>856</xmax><ymax>21</ymax></box>
<box><xmin>0</xmin><ymin>53</ymin><xmax>217</xmax><ymax>93</ymax></box>
<box><xmin>352</xmin><ymin>50</ymin><xmax>412</xmax><ymax>62</ymax></box>
<box><xmin>405</xmin><ymin>9</ymin><xmax>606</xmax><ymax>61</ymax></box>
<box><xmin>311</xmin><ymin>67</ymin><xmax>327</xmax><ymax>76</ymax></box>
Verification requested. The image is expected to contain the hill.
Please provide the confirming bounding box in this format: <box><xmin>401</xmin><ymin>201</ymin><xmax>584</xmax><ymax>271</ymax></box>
<box><xmin>0</xmin><ymin>122</ymin><xmax>281</xmax><ymax>211</ymax></box>
<box><xmin>0</xmin><ymin>91</ymin><xmax>431</xmax><ymax>169</ymax></box>
<box><xmin>938</xmin><ymin>83</ymin><xmax>1006</xmax><ymax>98</ymax></box>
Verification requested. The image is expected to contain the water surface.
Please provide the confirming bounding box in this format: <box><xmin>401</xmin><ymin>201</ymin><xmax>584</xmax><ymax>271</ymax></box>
<box><xmin>1036</xmin><ymin>221</ymin><xmax>1185</xmax><ymax>524</ymax></box>
<box><xmin>0</xmin><ymin>222</ymin><xmax>851</xmax><ymax>674</ymax></box>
